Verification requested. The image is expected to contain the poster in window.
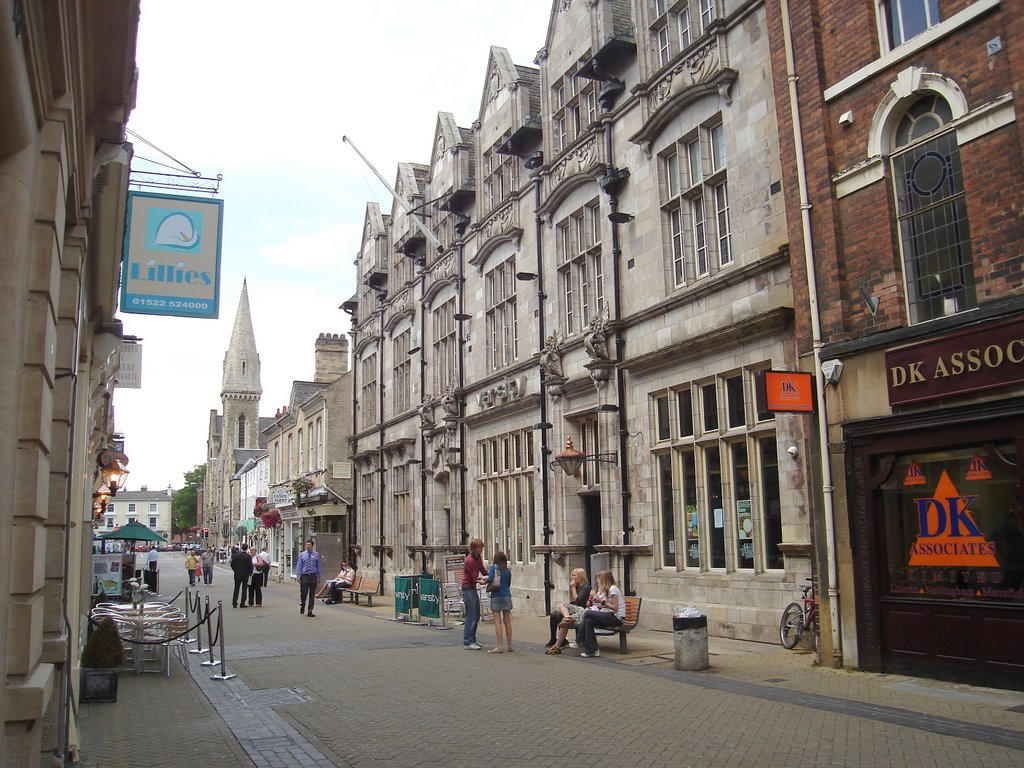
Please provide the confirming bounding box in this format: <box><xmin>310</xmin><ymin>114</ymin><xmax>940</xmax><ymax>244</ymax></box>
<box><xmin>736</xmin><ymin>499</ymin><xmax>752</xmax><ymax>540</ymax></box>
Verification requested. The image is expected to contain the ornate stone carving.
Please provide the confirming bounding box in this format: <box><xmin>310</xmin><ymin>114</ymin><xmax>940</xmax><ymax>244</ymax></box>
<box><xmin>650</xmin><ymin>41</ymin><xmax>722</xmax><ymax>111</ymax></box>
<box><xmin>419</xmin><ymin>398</ymin><xmax>435</xmax><ymax>430</ymax></box>
<box><xmin>583</xmin><ymin>312</ymin><xmax>610</xmax><ymax>362</ymax></box>
<box><xmin>540</xmin><ymin>331</ymin><xmax>565</xmax><ymax>379</ymax></box>
<box><xmin>552</xmin><ymin>137</ymin><xmax>597</xmax><ymax>183</ymax></box>
<box><xmin>482</xmin><ymin>202</ymin><xmax>514</xmax><ymax>241</ymax></box>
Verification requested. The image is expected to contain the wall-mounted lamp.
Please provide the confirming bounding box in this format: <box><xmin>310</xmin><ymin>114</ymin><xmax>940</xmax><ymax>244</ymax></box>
<box><xmin>821</xmin><ymin>359</ymin><xmax>843</xmax><ymax>386</ymax></box>
<box><xmin>533</xmin><ymin>422</ymin><xmax>553</xmax><ymax>430</ymax></box>
<box><xmin>454</xmin><ymin>215</ymin><xmax>471</xmax><ymax>236</ymax></box>
<box><xmin>787</xmin><ymin>446</ymin><xmax>799</xmax><ymax>458</ymax></box>
<box><xmin>515</xmin><ymin>271</ymin><xmax>538</xmax><ymax>281</ymax></box>
<box><xmin>550</xmin><ymin>435</ymin><xmax>618</xmax><ymax>477</ymax></box>
<box><xmin>97</xmin><ymin>449</ymin><xmax>130</xmax><ymax>495</ymax></box>
<box><xmin>524</xmin><ymin>151</ymin><xmax>544</xmax><ymax>170</ymax></box>
<box><xmin>596</xmin><ymin>403</ymin><xmax>619</xmax><ymax>413</ymax></box>
<box><xmin>607</xmin><ymin>211</ymin><xmax>635</xmax><ymax>224</ymax></box>
<box><xmin>454</xmin><ymin>313</ymin><xmax>472</xmax><ymax>322</ymax></box>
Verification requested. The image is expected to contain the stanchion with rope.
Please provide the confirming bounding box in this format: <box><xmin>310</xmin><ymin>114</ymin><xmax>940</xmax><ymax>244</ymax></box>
<box><xmin>209</xmin><ymin>600</ymin><xmax>236</xmax><ymax>681</ymax></box>
<box><xmin>200</xmin><ymin>595</ymin><xmax>220</xmax><ymax>667</ymax></box>
<box><xmin>188</xmin><ymin>590</ymin><xmax>208</xmax><ymax>655</ymax></box>
<box><xmin>182</xmin><ymin>587</ymin><xmax>197</xmax><ymax>644</ymax></box>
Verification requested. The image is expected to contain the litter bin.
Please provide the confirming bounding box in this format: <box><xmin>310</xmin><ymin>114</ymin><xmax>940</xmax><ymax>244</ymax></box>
<box><xmin>673</xmin><ymin>615</ymin><xmax>708</xmax><ymax>671</ymax></box>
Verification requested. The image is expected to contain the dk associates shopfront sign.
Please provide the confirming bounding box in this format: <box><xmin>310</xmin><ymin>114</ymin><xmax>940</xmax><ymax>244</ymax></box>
<box><xmin>120</xmin><ymin>191</ymin><xmax>223</xmax><ymax>319</ymax></box>
<box><xmin>885</xmin><ymin>317</ymin><xmax>1024</xmax><ymax>406</ymax></box>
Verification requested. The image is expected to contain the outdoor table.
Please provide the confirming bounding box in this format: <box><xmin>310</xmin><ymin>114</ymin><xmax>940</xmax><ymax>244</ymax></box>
<box><xmin>91</xmin><ymin>607</ymin><xmax>181</xmax><ymax>674</ymax></box>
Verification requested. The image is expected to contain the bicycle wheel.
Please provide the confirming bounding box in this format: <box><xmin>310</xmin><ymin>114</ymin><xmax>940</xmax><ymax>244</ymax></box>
<box><xmin>779</xmin><ymin>602</ymin><xmax>804</xmax><ymax>649</ymax></box>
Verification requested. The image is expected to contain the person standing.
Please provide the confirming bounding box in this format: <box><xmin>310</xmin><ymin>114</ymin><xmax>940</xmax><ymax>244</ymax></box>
<box><xmin>486</xmin><ymin>551</ymin><xmax>513</xmax><ymax>653</ymax></box>
<box><xmin>147</xmin><ymin>545</ymin><xmax>159</xmax><ymax>573</ymax></box>
<box><xmin>248</xmin><ymin>547</ymin><xmax>266</xmax><ymax>607</ymax></box>
<box><xmin>201</xmin><ymin>547</ymin><xmax>216</xmax><ymax>585</ymax></box>
<box><xmin>296</xmin><ymin>539</ymin><xmax>322</xmax><ymax>617</ymax></box>
<box><xmin>230</xmin><ymin>545</ymin><xmax>254</xmax><ymax>608</ymax></box>
<box><xmin>184</xmin><ymin>549</ymin><xmax>198</xmax><ymax>587</ymax></box>
<box><xmin>259</xmin><ymin>545</ymin><xmax>272</xmax><ymax>587</ymax></box>
<box><xmin>461</xmin><ymin>537</ymin><xmax>487</xmax><ymax>650</ymax></box>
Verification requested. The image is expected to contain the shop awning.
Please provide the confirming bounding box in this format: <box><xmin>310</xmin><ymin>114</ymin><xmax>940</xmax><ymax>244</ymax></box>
<box><xmin>241</xmin><ymin>517</ymin><xmax>260</xmax><ymax>532</ymax></box>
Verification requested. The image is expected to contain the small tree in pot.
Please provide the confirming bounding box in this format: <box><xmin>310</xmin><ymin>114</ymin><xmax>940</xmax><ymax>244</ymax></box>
<box><xmin>80</xmin><ymin>617</ymin><xmax>124</xmax><ymax>703</ymax></box>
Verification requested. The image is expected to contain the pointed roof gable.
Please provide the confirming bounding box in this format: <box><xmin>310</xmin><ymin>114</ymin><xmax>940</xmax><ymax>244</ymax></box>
<box><xmin>221</xmin><ymin>280</ymin><xmax>262</xmax><ymax>398</ymax></box>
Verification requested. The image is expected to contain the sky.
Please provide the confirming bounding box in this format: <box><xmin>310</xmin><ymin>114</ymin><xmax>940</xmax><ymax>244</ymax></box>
<box><xmin>114</xmin><ymin>1</ymin><xmax>554</xmax><ymax>492</ymax></box>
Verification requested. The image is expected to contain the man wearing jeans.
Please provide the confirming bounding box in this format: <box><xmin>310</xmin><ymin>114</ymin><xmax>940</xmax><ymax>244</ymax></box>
<box><xmin>296</xmin><ymin>539</ymin><xmax>322</xmax><ymax>617</ymax></box>
<box><xmin>461</xmin><ymin>538</ymin><xmax>487</xmax><ymax>649</ymax></box>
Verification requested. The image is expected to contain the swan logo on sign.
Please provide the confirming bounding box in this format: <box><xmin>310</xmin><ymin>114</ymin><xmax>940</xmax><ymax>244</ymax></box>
<box><xmin>121</xmin><ymin>191</ymin><xmax>222</xmax><ymax>319</ymax></box>
<box><xmin>908</xmin><ymin>470</ymin><xmax>999</xmax><ymax>567</ymax></box>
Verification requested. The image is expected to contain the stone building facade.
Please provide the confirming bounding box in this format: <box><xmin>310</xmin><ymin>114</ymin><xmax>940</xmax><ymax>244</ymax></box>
<box><xmin>97</xmin><ymin>485</ymin><xmax>175</xmax><ymax>539</ymax></box>
<box><xmin>767</xmin><ymin>0</ymin><xmax>1024</xmax><ymax>685</ymax></box>
<box><xmin>262</xmin><ymin>333</ymin><xmax>354</xmax><ymax>577</ymax></box>
<box><xmin>346</xmin><ymin>0</ymin><xmax>813</xmax><ymax>642</ymax></box>
<box><xmin>0</xmin><ymin>1</ymin><xmax>140</xmax><ymax>763</ymax></box>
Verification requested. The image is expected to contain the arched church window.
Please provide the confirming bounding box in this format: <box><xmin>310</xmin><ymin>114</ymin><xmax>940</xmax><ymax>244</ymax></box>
<box><xmin>891</xmin><ymin>93</ymin><xmax>975</xmax><ymax>324</ymax></box>
<box><xmin>237</xmin><ymin>414</ymin><xmax>247</xmax><ymax>448</ymax></box>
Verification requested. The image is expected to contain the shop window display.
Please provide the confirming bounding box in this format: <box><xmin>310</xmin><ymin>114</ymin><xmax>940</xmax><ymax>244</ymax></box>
<box><xmin>879</xmin><ymin>442</ymin><xmax>1023</xmax><ymax>602</ymax></box>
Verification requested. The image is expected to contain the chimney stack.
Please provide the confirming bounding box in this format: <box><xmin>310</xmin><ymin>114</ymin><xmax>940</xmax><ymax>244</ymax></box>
<box><xmin>314</xmin><ymin>333</ymin><xmax>350</xmax><ymax>383</ymax></box>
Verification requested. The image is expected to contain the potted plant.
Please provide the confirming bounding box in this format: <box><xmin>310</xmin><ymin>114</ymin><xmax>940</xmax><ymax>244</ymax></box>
<box><xmin>80</xmin><ymin>617</ymin><xmax>124</xmax><ymax>703</ymax></box>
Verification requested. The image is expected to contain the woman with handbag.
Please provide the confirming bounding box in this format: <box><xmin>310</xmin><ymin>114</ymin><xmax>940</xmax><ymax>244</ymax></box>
<box><xmin>486</xmin><ymin>551</ymin><xmax>513</xmax><ymax>653</ymax></box>
<box><xmin>248</xmin><ymin>547</ymin><xmax>267</xmax><ymax>607</ymax></box>
<box><xmin>544</xmin><ymin>568</ymin><xmax>591</xmax><ymax>652</ymax></box>
<box><xmin>577</xmin><ymin>569</ymin><xmax>625</xmax><ymax>658</ymax></box>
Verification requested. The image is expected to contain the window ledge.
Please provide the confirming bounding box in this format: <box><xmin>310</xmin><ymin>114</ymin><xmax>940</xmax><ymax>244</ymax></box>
<box><xmin>824</xmin><ymin>0</ymin><xmax>1000</xmax><ymax>102</ymax></box>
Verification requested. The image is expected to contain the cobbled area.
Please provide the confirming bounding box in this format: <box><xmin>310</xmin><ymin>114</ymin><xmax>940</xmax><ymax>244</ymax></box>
<box><xmin>78</xmin><ymin>559</ymin><xmax>1024</xmax><ymax>767</ymax></box>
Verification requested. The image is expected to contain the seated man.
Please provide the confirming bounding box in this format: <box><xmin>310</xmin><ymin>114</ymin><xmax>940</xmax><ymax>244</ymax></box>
<box><xmin>317</xmin><ymin>563</ymin><xmax>356</xmax><ymax>604</ymax></box>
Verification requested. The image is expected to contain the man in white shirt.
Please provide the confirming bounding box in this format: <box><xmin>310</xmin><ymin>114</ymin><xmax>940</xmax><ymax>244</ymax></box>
<box><xmin>147</xmin><ymin>546</ymin><xmax>158</xmax><ymax>572</ymax></box>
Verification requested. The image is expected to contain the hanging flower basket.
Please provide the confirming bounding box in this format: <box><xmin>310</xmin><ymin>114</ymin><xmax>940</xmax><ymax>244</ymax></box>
<box><xmin>260</xmin><ymin>508</ymin><xmax>282</xmax><ymax>528</ymax></box>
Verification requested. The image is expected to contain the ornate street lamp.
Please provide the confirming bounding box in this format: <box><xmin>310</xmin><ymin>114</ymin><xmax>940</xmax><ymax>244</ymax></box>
<box><xmin>551</xmin><ymin>435</ymin><xmax>618</xmax><ymax>477</ymax></box>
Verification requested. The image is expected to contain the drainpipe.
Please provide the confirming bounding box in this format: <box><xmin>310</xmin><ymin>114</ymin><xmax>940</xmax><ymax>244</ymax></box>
<box><xmin>456</xmin><ymin>241</ymin><xmax>468</xmax><ymax>545</ymax></box>
<box><xmin>378</xmin><ymin>334</ymin><xmax>386</xmax><ymax>587</ymax></box>
<box><xmin>780</xmin><ymin>0</ymin><xmax>841</xmax><ymax>664</ymax></box>
<box><xmin>418</xmin><ymin>264</ymin><xmax>428</xmax><ymax>573</ymax></box>
<box><xmin>533</xmin><ymin>171</ymin><xmax>553</xmax><ymax>614</ymax></box>
<box><xmin>602</xmin><ymin>119</ymin><xmax>633</xmax><ymax>597</ymax></box>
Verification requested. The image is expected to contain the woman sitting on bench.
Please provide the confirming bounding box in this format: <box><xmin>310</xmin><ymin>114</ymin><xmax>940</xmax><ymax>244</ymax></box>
<box><xmin>545</xmin><ymin>568</ymin><xmax>591</xmax><ymax>652</ymax></box>
<box><xmin>577</xmin><ymin>569</ymin><xmax>624</xmax><ymax>658</ymax></box>
<box><xmin>317</xmin><ymin>562</ymin><xmax>355</xmax><ymax>604</ymax></box>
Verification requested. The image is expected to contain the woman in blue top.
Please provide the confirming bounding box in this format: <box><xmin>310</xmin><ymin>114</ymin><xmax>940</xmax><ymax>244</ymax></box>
<box><xmin>487</xmin><ymin>551</ymin><xmax>513</xmax><ymax>653</ymax></box>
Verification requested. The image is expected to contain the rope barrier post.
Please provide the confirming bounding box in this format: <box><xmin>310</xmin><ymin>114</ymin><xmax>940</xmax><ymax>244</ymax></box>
<box><xmin>200</xmin><ymin>596</ymin><xmax>220</xmax><ymax>666</ymax></box>
<box><xmin>210</xmin><ymin>600</ymin><xmax>235</xmax><ymax>681</ymax></box>
<box><xmin>183</xmin><ymin>587</ymin><xmax>196</xmax><ymax>644</ymax></box>
<box><xmin>188</xmin><ymin>593</ymin><xmax>206</xmax><ymax>655</ymax></box>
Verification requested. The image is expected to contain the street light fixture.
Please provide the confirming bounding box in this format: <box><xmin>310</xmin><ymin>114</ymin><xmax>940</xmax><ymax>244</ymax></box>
<box><xmin>550</xmin><ymin>435</ymin><xmax>618</xmax><ymax>477</ymax></box>
<box><xmin>97</xmin><ymin>449</ymin><xmax>130</xmax><ymax>495</ymax></box>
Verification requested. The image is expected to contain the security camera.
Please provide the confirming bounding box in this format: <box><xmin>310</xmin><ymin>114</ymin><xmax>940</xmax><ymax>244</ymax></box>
<box><xmin>787</xmin><ymin>446</ymin><xmax>799</xmax><ymax>458</ymax></box>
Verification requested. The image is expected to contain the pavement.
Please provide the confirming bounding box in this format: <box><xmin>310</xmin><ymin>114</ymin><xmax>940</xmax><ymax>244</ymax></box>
<box><xmin>77</xmin><ymin>557</ymin><xmax>1024</xmax><ymax>767</ymax></box>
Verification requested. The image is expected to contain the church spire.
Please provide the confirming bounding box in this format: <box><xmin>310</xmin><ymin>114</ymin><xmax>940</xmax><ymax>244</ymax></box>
<box><xmin>221</xmin><ymin>279</ymin><xmax>262</xmax><ymax>398</ymax></box>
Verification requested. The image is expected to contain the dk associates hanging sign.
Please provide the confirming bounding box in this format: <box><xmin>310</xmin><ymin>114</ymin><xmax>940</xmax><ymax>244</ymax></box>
<box><xmin>120</xmin><ymin>191</ymin><xmax>223</xmax><ymax>319</ymax></box>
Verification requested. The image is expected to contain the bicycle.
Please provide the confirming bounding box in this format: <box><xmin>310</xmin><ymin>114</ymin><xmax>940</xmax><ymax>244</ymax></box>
<box><xmin>779</xmin><ymin>580</ymin><xmax>816</xmax><ymax>649</ymax></box>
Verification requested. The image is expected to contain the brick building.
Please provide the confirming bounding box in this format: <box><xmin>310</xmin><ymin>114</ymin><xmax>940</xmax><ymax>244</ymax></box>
<box><xmin>767</xmin><ymin>0</ymin><xmax>1024</xmax><ymax>684</ymax></box>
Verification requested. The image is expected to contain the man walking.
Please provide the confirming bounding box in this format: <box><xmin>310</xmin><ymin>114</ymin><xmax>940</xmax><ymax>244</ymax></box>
<box><xmin>201</xmin><ymin>547</ymin><xmax>216</xmax><ymax>585</ymax></box>
<box><xmin>297</xmin><ymin>539</ymin><xmax>321</xmax><ymax>617</ymax></box>
<box><xmin>230</xmin><ymin>545</ymin><xmax>254</xmax><ymax>608</ymax></box>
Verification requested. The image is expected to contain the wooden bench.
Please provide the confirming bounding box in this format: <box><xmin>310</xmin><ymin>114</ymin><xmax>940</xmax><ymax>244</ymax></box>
<box><xmin>337</xmin><ymin>574</ymin><xmax>381</xmax><ymax>606</ymax></box>
<box><xmin>593</xmin><ymin>596</ymin><xmax>642</xmax><ymax>654</ymax></box>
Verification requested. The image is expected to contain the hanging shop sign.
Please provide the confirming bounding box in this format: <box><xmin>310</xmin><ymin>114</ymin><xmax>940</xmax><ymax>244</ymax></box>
<box><xmin>762</xmin><ymin>370</ymin><xmax>814</xmax><ymax>412</ymax></box>
<box><xmin>885</xmin><ymin>317</ymin><xmax>1024</xmax><ymax>406</ymax></box>
<box><xmin>120</xmin><ymin>191</ymin><xmax>223</xmax><ymax>319</ymax></box>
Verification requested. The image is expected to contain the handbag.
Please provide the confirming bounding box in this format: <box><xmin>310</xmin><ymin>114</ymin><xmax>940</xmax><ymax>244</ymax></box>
<box><xmin>487</xmin><ymin>568</ymin><xmax>502</xmax><ymax>592</ymax></box>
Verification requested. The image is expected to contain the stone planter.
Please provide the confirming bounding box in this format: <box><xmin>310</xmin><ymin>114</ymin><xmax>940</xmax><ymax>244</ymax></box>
<box><xmin>80</xmin><ymin>668</ymin><xmax>119</xmax><ymax>704</ymax></box>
